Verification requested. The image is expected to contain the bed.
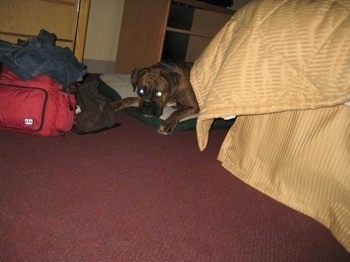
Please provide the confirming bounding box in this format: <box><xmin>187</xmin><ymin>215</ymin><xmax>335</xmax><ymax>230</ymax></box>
<box><xmin>190</xmin><ymin>0</ymin><xmax>350</xmax><ymax>251</ymax></box>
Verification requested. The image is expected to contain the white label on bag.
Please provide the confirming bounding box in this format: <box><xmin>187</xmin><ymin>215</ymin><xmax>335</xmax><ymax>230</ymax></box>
<box><xmin>23</xmin><ymin>118</ymin><xmax>34</xmax><ymax>125</ymax></box>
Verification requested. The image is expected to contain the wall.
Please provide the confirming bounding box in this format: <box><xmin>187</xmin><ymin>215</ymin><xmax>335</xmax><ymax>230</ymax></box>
<box><xmin>83</xmin><ymin>0</ymin><xmax>124</xmax><ymax>74</ymax></box>
<box><xmin>83</xmin><ymin>0</ymin><xmax>252</xmax><ymax>74</ymax></box>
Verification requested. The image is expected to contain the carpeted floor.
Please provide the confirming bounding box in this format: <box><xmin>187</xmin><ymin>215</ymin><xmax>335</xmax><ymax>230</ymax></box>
<box><xmin>1</xmin><ymin>106</ymin><xmax>349</xmax><ymax>261</ymax></box>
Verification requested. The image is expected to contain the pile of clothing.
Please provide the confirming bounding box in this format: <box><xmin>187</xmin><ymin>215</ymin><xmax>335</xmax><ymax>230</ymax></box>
<box><xmin>0</xmin><ymin>29</ymin><xmax>86</xmax><ymax>87</ymax></box>
<box><xmin>0</xmin><ymin>29</ymin><xmax>117</xmax><ymax>135</ymax></box>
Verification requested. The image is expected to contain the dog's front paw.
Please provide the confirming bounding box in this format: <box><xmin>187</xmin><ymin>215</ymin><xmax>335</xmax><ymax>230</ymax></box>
<box><xmin>110</xmin><ymin>97</ymin><xmax>139</xmax><ymax>112</ymax></box>
<box><xmin>110</xmin><ymin>101</ymin><xmax>124</xmax><ymax>111</ymax></box>
<box><xmin>158</xmin><ymin>123</ymin><xmax>175</xmax><ymax>135</ymax></box>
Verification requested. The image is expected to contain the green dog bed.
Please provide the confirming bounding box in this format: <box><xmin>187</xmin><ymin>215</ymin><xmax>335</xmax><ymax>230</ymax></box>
<box><xmin>98</xmin><ymin>74</ymin><xmax>235</xmax><ymax>131</ymax></box>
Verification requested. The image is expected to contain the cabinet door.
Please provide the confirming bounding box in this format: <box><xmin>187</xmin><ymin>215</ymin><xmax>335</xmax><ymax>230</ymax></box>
<box><xmin>115</xmin><ymin>0</ymin><xmax>170</xmax><ymax>74</ymax></box>
<box><xmin>0</xmin><ymin>0</ymin><xmax>90</xmax><ymax>62</ymax></box>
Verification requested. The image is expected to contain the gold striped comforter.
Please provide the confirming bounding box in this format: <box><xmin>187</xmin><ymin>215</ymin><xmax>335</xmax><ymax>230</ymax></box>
<box><xmin>190</xmin><ymin>0</ymin><xmax>350</xmax><ymax>250</ymax></box>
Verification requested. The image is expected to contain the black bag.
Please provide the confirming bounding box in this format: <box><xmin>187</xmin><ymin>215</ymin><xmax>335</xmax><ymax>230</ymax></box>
<box><xmin>72</xmin><ymin>79</ymin><xmax>119</xmax><ymax>134</ymax></box>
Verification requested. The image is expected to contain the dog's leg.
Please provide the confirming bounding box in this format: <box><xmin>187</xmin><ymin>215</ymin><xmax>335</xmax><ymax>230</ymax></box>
<box><xmin>110</xmin><ymin>97</ymin><xmax>139</xmax><ymax>111</ymax></box>
<box><xmin>158</xmin><ymin>106</ymin><xmax>198</xmax><ymax>135</ymax></box>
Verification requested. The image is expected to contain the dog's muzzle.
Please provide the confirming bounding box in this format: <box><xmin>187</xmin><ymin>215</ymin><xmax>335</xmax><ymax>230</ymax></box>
<box><xmin>138</xmin><ymin>100</ymin><xmax>163</xmax><ymax>117</ymax></box>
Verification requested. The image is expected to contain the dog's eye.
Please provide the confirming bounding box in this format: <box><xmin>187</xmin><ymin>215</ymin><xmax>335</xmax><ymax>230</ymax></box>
<box><xmin>155</xmin><ymin>91</ymin><xmax>162</xmax><ymax>97</ymax></box>
<box><xmin>138</xmin><ymin>87</ymin><xmax>145</xmax><ymax>95</ymax></box>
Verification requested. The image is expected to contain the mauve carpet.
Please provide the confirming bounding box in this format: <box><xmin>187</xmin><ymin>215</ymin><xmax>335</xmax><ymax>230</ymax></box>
<box><xmin>0</xmin><ymin>111</ymin><xmax>349</xmax><ymax>261</ymax></box>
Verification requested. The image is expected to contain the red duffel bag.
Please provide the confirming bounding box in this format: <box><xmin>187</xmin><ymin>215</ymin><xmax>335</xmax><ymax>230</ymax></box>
<box><xmin>0</xmin><ymin>65</ymin><xmax>76</xmax><ymax>136</ymax></box>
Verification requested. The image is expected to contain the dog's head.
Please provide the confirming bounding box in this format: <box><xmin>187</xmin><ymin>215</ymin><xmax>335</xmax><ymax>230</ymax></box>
<box><xmin>130</xmin><ymin>67</ymin><xmax>180</xmax><ymax>117</ymax></box>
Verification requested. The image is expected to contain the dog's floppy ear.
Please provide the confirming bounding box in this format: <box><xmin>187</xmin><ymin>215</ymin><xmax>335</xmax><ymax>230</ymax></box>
<box><xmin>161</xmin><ymin>71</ymin><xmax>180</xmax><ymax>96</ymax></box>
<box><xmin>131</xmin><ymin>68</ymin><xmax>147</xmax><ymax>91</ymax></box>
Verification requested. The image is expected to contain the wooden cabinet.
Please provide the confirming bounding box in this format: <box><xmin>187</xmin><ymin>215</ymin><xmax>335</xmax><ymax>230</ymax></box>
<box><xmin>115</xmin><ymin>0</ymin><xmax>234</xmax><ymax>74</ymax></box>
<box><xmin>0</xmin><ymin>0</ymin><xmax>90</xmax><ymax>62</ymax></box>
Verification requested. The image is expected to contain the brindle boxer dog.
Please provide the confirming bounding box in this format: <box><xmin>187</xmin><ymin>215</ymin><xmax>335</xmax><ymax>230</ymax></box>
<box><xmin>110</xmin><ymin>60</ymin><xmax>199</xmax><ymax>135</ymax></box>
